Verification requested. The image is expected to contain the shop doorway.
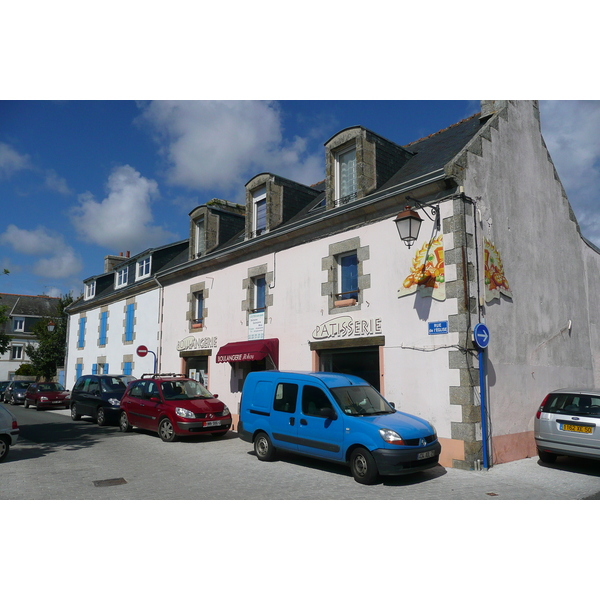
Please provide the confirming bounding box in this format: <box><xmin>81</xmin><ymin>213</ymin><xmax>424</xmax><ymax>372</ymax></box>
<box><xmin>319</xmin><ymin>346</ymin><xmax>380</xmax><ymax>391</ymax></box>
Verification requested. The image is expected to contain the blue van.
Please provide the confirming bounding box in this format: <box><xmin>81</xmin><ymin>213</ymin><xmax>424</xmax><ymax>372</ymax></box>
<box><xmin>238</xmin><ymin>371</ymin><xmax>441</xmax><ymax>484</ymax></box>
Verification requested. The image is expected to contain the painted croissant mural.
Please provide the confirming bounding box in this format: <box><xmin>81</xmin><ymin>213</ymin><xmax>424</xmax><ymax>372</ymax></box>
<box><xmin>398</xmin><ymin>234</ymin><xmax>446</xmax><ymax>301</ymax></box>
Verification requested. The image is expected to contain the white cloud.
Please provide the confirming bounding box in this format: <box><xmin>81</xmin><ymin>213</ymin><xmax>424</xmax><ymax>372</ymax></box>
<box><xmin>137</xmin><ymin>101</ymin><xmax>324</xmax><ymax>196</ymax></box>
<box><xmin>44</xmin><ymin>169</ymin><xmax>72</xmax><ymax>195</ymax></box>
<box><xmin>0</xmin><ymin>142</ymin><xmax>31</xmax><ymax>178</ymax></box>
<box><xmin>540</xmin><ymin>100</ymin><xmax>600</xmax><ymax>245</ymax></box>
<box><xmin>70</xmin><ymin>164</ymin><xmax>173</xmax><ymax>253</ymax></box>
<box><xmin>0</xmin><ymin>225</ymin><xmax>83</xmax><ymax>279</ymax></box>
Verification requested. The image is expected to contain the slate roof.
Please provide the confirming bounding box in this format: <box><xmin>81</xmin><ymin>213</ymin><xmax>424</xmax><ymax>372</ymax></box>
<box><xmin>68</xmin><ymin>110</ymin><xmax>486</xmax><ymax>302</ymax></box>
<box><xmin>0</xmin><ymin>293</ymin><xmax>60</xmax><ymax>317</ymax></box>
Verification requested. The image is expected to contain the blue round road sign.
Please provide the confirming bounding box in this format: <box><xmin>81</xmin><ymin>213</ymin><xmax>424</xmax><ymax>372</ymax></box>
<box><xmin>473</xmin><ymin>323</ymin><xmax>490</xmax><ymax>349</ymax></box>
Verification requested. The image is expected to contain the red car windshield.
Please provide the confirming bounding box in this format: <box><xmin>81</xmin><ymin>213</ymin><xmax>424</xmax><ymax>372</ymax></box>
<box><xmin>160</xmin><ymin>379</ymin><xmax>213</xmax><ymax>400</ymax></box>
<box><xmin>38</xmin><ymin>383</ymin><xmax>65</xmax><ymax>392</ymax></box>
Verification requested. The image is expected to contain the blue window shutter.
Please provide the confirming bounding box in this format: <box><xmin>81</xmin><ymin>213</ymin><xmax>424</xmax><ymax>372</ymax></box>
<box><xmin>92</xmin><ymin>363</ymin><xmax>98</xmax><ymax>375</ymax></box>
<box><xmin>99</xmin><ymin>312</ymin><xmax>108</xmax><ymax>345</ymax></box>
<box><xmin>123</xmin><ymin>361</ymin><xmax>132</xmax><ymax>376</ymax></box>
<box><xmin>103</xmin><ymin>363</ymin><xmax>109</xmax><ymax>374</ymax></box>
<box><xmin>78</xmin><ymin>317</ymin><xmax>86</xmax><ymax>348</ymax></box>
<box><xmin>125</xmin><ymin>304</ymin><xmax>135</xmax><ymax>341</ymax></box>
<box><xmin>75</xmin><ymin>363</ymin><xmax>83</xmax><ymax>381</ymax></box>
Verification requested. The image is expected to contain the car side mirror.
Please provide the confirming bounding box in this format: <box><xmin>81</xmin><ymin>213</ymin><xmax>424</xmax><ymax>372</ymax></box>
<box><xmin>212</xmin><ymin>393</ymin><xmax>219</xmax><ymax>399</ymax></box>
<box><xmin>389</xmin><ymin>402</ymin><xmax>395</xmax><ymax>409</ymax></box>
<box><xmin>320</xmin><ymin>407</ymin><xmax>338</xmax><ymax>420</ymax></box>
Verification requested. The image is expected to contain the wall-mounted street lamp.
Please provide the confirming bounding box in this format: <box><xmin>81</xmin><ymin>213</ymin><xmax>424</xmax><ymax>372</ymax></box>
<box><xmin>47</xmin><ymin>321</ymin><xmax>55</xmax><ymax>332</ymax></box>
<box><xmin>394</xmin><ymin>196</ymin><xmax>441</xmax><ymax>248</ymax></box>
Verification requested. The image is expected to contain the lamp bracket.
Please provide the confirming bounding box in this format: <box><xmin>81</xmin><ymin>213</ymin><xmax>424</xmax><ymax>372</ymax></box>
<box><xmin>405</xmin><ymin>196</ymin><xmax>441</xmax><ymax>229</ymax></box>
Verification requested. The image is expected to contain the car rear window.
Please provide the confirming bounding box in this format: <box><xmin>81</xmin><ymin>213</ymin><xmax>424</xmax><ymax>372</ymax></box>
<box><xmin>544</xmin><ymin>393</ymin><xmax>600</xmax><ymax>416</ymax></box>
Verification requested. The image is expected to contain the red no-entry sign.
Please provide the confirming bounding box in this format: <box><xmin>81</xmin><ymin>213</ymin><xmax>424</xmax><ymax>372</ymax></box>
<box><xmin>136</xmin><ymin>345</ymin><xmax>149</xmax><ymax>357</ymax></box>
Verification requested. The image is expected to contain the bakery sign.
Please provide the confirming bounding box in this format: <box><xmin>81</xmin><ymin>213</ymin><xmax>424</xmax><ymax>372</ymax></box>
<box><xmin>312</xmin><ymin>315</ymin><xmax>382</xmax><ymax>341</ymax></box>
<box><xmin>176</xmin><ymin>335</ymin><xmax>218</xmax><ymax>352</ymax></box>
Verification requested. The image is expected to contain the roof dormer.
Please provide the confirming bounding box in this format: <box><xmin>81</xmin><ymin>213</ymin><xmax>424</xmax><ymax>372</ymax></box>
<box><xmin>324</xmin><ymin>126</ymin><xmax>413</xmax><ymax>209</ymax></box>
<box><xmin>189</xmin><ymin>199</ymin><xmax>245</xmax><ymax>260</ymax></box>
<box><xmin>245</xmin><ymin>173</ymin><xmax>321</xmax><ymax>240</ymax></box>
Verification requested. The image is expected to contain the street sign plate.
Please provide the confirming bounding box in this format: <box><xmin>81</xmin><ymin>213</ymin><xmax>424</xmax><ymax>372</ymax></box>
<box><xmin>473</xmin><ymin>323</ymin><xmax>490</xmax><ymax>349</ymax></box>
<box><xmin>136</xmin><ymin>345</ymin><xmax>149</xmax><ymax>357</ymax></box>
<box><xmin>428</xmin><ymin>321</ymin><xmax>449</xmax><ymax>335</ymax></box>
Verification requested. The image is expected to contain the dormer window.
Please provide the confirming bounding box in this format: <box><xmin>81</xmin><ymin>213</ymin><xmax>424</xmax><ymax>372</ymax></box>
<box><xmin>84</xmin><ymin>281</ymin><xmax>96</xmax><ymax>300</ymax></box>
<box><xmin>336</xmin><ymin>146</ymin><xmax>357</xmax><ymax>204</ymax></box>
<box><xmin>137</xmin><ymin>256</ymin><xmax>151</xmax><ymax>280</ymax></box>
<box><xmin>115</xmin><ymin>266</ymin><xmax>128</xmax><ymax>289</ymax></box>
<box><xmin>194</xmin><ymin>216</ymin><xmax>206</xmax><ymax>257</ymax></box>
<box><xmin>13</xmin><ymin>318</ymin><xmax>24</xmax><ymax>332</ymax></box>
<box><xmin>253</xmin><ymin>186</ymin><xmax>267</xmax><ymax>237</ymax></box>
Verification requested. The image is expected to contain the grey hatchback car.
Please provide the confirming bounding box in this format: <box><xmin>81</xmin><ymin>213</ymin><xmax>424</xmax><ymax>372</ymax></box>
<box><xmin>534</xmin><ymin>388</ymin><xmax>600</xmax><ymax>463</ymax></box>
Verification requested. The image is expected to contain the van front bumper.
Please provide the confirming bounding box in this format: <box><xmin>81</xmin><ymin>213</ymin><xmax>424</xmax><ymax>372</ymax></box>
<box><xmin>372</xmin><ymin>441</ymin><xmax>442</xmax><ymax>475</ymax></box>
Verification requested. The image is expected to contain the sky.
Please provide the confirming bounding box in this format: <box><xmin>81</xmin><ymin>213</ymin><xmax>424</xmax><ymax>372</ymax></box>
<box><xmin>1</xmin><ymin>99</ymin><xmax>599</xmax><ymax>299</ymax></box>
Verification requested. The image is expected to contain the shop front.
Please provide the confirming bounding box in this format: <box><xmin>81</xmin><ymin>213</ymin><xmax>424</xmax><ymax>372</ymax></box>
<box><xmin>310</xmin><ymin>316</ymin><xmax>385</xmax><ymax>391</ymax></box>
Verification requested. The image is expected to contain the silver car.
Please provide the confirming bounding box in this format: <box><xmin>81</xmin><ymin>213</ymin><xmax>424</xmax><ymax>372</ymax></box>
<box><xmin>0</xmin><ymin>403</ymin><xmax>19</xmax><ymax>462</ymax></box>
<box><xmin>534</xmin><ymin>388</ymin><xmax>600</xmax><ymax>463</ymax></box>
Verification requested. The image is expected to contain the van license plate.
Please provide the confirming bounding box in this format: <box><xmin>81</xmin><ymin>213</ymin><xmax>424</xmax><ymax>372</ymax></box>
<box><xmin>560</xmin><ymin>424</ymin><xmax>593</xmax><ymax>434</ymax></box>
<box><xmin>417</xmin><ymin>450</ymin><xmax>435</xmax><ymax>460</ymax></box>
<box><xmin>205</xmin><ymin>420</ymin><xmax>221</xmax><ymax>427</ymax></box>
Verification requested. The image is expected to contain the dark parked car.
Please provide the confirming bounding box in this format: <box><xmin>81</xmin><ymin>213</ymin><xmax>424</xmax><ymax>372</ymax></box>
<box><xmin>119</xmin><ymin>373</ymin><xmax>231</xmax><ymax>442</ymax></box>
<box><xmin>0</xmin><ymin>381</ymin><xmax>11</xmax><ymax>402</ymax></box>
<box><xmin>70</xmin><ymin>374</ymin><xmax>135</xmax><ymax>426</ymax></box>
<box><xmin>24</xmin><ymin>382</ymin><xmax>70</xmax><ymax>410</ymax></box>
<box><xmin>4</xmin><ymin>380</ymin><xmax>36</xmax><ymax>405</ymax></box>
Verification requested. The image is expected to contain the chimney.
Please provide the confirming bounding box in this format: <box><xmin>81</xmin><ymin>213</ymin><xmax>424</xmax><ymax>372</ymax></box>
<box><xmin>480</xmin><ymin>100</ymin><xmax>508</xmax><ymax>122</ymax></box>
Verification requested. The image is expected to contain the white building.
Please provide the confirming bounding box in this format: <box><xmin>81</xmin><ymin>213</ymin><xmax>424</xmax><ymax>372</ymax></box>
<box><xmin>65</xmin><ymin>101</ymin><xmax>600</xmax><ymax>469</ymax></box>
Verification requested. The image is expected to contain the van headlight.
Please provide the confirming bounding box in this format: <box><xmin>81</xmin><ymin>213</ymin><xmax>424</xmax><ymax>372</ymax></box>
<box><xmin>176</xmin><ymin>407</ymin><xmax>195</xmax><ymax>419</ymax></box>
<box><xmin>379</xmin><ymin>428</ymin><xmax>405</xmax><ymax>445</ymax></box>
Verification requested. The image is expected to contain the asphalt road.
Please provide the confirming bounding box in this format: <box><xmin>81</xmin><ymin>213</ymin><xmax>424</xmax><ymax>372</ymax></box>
<box><xmin>2</xmin><ymin>403</ymin><xmax>600</xmax><ymax>500</ymax></box>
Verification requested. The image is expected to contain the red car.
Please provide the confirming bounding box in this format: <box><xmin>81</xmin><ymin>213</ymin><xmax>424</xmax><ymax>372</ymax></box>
<box><xmin>24</xmin><ymin>382</ymin><xmax>70</xmax><ymax>410</ymax></box>
<box><xmin>119</xmin><ymin>374</ymin><xmax>232</xmax><ymax>442</ymax></box>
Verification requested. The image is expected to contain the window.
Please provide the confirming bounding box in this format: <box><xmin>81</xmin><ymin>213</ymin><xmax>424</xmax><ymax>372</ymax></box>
<box><xmin>115</xmin><ymin>266</ymin><xmax>128</xmax><ymax>288</ymax></box>
<box><xmin>254</xmin><ymin>276</ymin><xmax>266</xmax><ymax>312</ymax></box>
<box><xmin>125</xmin><ymin>303</ymin><xmax>135</xmax><ymax>342</ymax></box>
<box><xmin>84</xmin><ymin>281</ymin><xmax>96</xmax><ymax>300</ymax></box>
<box><xmin>273</xmin><ymin>383</ymin><xmax>298</xmax><ymax>414</ymax></box>
<box><xmin>336</xmin><ymin>146</ymin><xmax>357</xmax><ymax>203</ymax></box>
<box><xmin>77</xmin><ymin>317</ymin><xmax>86</xmax><ymax>349</ymax></box>
<box><xmin>253</xmin><ymin>186</ymin><xmax>267</xmax><ymax>237</ymax></box>
<box><xmin>302</xmin><ymin>385</ymin><xmax>334</xmax><ymax>418</ymax></box>
<box><xmin>194</xmin><ymin>217</ymin><xmax>206</xmax><ymax>257</ymax></box>
<box><xmin>13</xmin><ymin>318</ymin><xmax>24</xmax><ymax>332</ymax></box>
<box><xmin>193</xmin><ymin>291</ymin><xmax>204</xmax><ymax>325</ymax></box>
<box><xmin>338</xmin><ymin>252</ymin><xmax>359</xmax><ymax>301</ymax></box>
<box><xmin>11</xmin><ymin>345</ymin><xmax>23</xmax><ymax>360</ymax></box>
<box><xmin>137</xmin><ymin>256</ymin><xmax>151</xmax><ymax>279</ymax></box>
<box><xmin>99</xmin><ymin>310</ymin><xmax>108</xmax><ymax>346</ymax></box>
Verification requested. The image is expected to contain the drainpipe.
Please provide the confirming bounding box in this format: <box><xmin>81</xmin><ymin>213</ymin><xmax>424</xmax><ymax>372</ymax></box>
<box><xmin>153</xmin><ymin>275</ymin><xmax>164</xmax><ymax>373</ymax></box>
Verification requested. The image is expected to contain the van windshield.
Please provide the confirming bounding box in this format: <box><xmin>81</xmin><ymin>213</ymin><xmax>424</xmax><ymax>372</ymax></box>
<box><xmin>330</xmin><ymin>385</ymin><xmax>395</xmax><ymax>416</ymax></box>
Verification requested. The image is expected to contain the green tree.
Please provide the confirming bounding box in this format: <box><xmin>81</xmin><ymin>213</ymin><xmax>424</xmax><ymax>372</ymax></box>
<box><xmin>25</xmin><ymin>293</ymin><xmax>73</xmax><ymax>380</ymax></box>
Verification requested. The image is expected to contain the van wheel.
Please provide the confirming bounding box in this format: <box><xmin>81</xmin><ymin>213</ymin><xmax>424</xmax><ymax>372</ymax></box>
<box><xmin>96</xmin><ymin>407</ymin><xmax>107</xmax><ymax>426</ymax></box>
<box><xmin>71</xmin><ymin>404</ymin><xmax>81</xmax><ymax>421</ymax></box>
<box><xmin>254</xmin><ymin>432</ymin><xmax>276</xmax><ymax>461</ymax></box>
<box><xmin>537</xmin><ymin>449</ymin><xmax>557</xmax><ymax>464</ymax></box>
<box><xmin>350</xmin><ymin>448</ymin><xmax>379</xmax><ymax>485</ymax></box>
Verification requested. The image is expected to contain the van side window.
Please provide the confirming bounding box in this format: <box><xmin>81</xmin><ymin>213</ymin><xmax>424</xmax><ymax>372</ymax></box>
<box><xmin>273</xmin><ymin>383</ymin><xmax>298</xmax><ymax>414</ymax></box>
<box><xmin>302</xmin><ymin>385</ymin><xmax>333</xmax><ymax>418</ymax></box>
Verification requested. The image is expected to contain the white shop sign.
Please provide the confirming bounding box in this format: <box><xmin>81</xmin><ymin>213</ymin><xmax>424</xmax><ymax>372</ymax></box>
<box><xmin>176</xmin><ymin>335</ymin><xmax>218</xmax><ymax>352</ymax></box>
<box><xmin>312</xmin><ymin>315</ymin><xmax>382</xmax><ymax>341</ymax></box>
